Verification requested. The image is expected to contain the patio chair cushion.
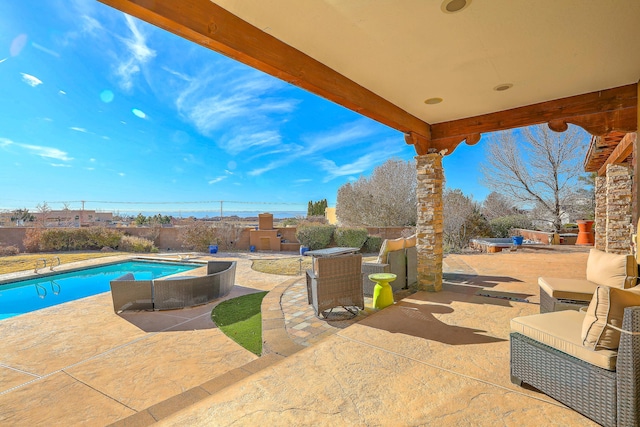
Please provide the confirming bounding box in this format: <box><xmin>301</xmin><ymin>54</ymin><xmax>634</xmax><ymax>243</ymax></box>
<box><xmin>376</xmin><ymin>237</ymin><xmax>404</xmax><ymax>263</ymax></box>
<box><xmin>581</xmin><ymin>285</ymin><xmax>640</xmax><ymax>350</ymax></box>
<box><xmin>586</xmin><ymin>248</ymin><xmax>637</xmax><ymax>289</ymax></box>
<box><xmin>404</xmin><ymin>234</ymin><xmax>416</xmax><ymax>248</ymax></box>
<box><xmin>511</xmin><ymin>310</ymin><xmax>618</xmax><ymax>371</ymax></box>
<box><xmin>538</xmin><ymin>277</ymin><xmax>598</xmax><ymax>301</ymax></box>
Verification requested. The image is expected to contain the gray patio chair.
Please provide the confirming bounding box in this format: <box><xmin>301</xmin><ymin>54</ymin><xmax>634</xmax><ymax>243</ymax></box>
<box><xmin>306</xmin><ymin>253</ymin><xmax>364</xmax><ymax>318</ymax></box>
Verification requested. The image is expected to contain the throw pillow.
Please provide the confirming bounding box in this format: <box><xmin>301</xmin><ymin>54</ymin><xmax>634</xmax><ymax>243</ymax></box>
<box><xmin>585</xmin><ymin>248</ymin><xmax>637</xmax><ymax>289</ymax></box>
<box><xmin>581</xmin><ymin>285</ymin><xmax>640</xmax><ymax>350</ymax></box>
<box><xmin>376</xmin><ymin>237</ymin><xmax>404</xmax><ymax>264</ymax></box>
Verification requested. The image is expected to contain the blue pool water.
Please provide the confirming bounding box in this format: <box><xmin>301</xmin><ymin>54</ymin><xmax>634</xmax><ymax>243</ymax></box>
<box><xmin>0</xmin><ymin>261</ymin><xmax>199</xmax><ymax>320</ymax></box>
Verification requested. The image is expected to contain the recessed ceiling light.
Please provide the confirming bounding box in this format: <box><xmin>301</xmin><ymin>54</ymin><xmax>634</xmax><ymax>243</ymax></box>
<box><xmin>441</xmin><ymin>0</ymin><xmax>472</xmax><ymax>14</ymax></box>
<box><xmin>424</xmin><ymin>97</ymin><xmax>443</xmax><ymax>105</ymax></box>
<box><xmin>494</xmin><ymin>83</ymin><xmax>513</xmax><ymax>92</ymax></box>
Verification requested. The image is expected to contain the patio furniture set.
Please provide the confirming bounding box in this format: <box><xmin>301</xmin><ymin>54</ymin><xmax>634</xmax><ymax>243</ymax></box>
<box><xmin>511</xmin><ymin>248</ymin><xmax>640</xmax><ymax>426</ymax></box>
<box><xmin>305</xmin><ymin>236</ymin><xmax>417</xmax><ymax>318</ymax></box>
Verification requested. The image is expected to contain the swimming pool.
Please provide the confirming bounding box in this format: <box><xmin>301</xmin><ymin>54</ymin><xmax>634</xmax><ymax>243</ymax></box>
<box><xmin>0</xmin><ymin>260</ymin><xmax>199</xmax><ymax>320</ymax></box>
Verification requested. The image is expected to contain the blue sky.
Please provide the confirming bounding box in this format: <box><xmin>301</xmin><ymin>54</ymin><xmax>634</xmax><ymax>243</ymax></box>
<box><xmin>0</xmin><ymin>0</ymin><xmax>490</xmax><ymax>217</ymax></box>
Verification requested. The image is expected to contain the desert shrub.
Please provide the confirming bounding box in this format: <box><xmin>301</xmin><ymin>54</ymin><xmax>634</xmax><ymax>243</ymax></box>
<box><xmin>334</xmin><ymin>227</ymin><xmax>368</xmax><ymax>249</ymax></box>
<box><xmin>363</xmin><ymin>236</ymin><xmax>383</xmax><ymax>254</ymax></box>
<box><xmin>295</xmin><ymin>225</ymin><xmax>335</xmax><ymax>250</ymax></box>
<box><xmin>38</xmin><ymin>227</ymin><xmax>123</xmax><ymax>251</ymax></box>
<box><xmin>23</xmin><ymin>228</ymin><xmax>43</xmax><ymax>253</ymax></box>
<box><xmin>89</xmin><ymin>227</ymin><xmax>123</xmax><ymax>248</ymax></box>
<box><xmin>119</xmin><ymin>235</ymin><xmax>157</xmax><ymax>253</ymax></box>
<box><xmin>215</xmin><ymin>222</ymin><xmax>244</xmax><ymax>250</ymax></box>
<box><xmin>0</xmin><ymin>245</ymin><xmax>20</xmax><ymax>256</ymax></box>
<box><xmin>489</xmin><ymin>215</ymin><xmax>533</xmax><ymax>238</ymax></box>
<box><xmin>181</xmin><ymin>221</ymin><xmax>219</xmax><ymax>252</ymax></box>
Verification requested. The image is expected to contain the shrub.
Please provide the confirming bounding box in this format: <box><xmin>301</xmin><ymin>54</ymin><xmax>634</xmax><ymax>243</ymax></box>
<box><xmin>38</xmin><ymin>227</ymin><xmax>123</xmax><ymax>251</ymax></box>
<box><xmin>181</xmin><ymin>221</ymin><xmax>219</xmax><ymax>252</ymax></box>
<box><xmin>215</xmin><ymin>222</ymin><xmax>244</xmax><ymax>250</ymax></box>
<box><xmin>334</xmin><ymin>227</ymin><xmax>368</xmax><ymax>249</ymax></box>
<box><xmin>363</xmin><ymin>236</ymin><xmax>383</xmax><ymax>254</ymax></box>
<box><xmin>295</xmin><ymin>225</ymin><xmax>335</xmax><ymax>250</ymax></box>
<box><xmin>23</xmin><ymin>228</ymin><xmax>43</xmax><ymax>253</ymax></box>
<box><xmin>0</xmin><ymin>245</ymin><xmax>20</xmax><ymax>256</ymax></box>
<box><xmin>489</xmin><ymin>215</ymin><xmax>533</xmax><ymax>238</ymax></box>
<box><xmin>119</xmin><ymin>235</ymin><xmax>157</xmax><ymax>252</ymax></box>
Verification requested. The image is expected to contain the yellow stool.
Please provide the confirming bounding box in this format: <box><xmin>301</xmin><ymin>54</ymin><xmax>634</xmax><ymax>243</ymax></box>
<box><xmin>368</xmin><ymin>273</ymin><xmax>397</xmax><ymax>309</ymax></box>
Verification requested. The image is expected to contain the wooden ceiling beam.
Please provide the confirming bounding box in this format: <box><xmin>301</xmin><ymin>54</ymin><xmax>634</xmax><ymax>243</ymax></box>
<box><xmin>98</xmin><ymin>0</ymin><xmax>431</xmax><ymax>141</ymax></box>
<box><xmin>431</xmin><ymin>84</ymin><xmax>638</xmax><ymax>153</ymax></box>
<box><xmin>597</xmin><ymin>132</ymin><xmax>636</xmax><ymax>176</ymax></box>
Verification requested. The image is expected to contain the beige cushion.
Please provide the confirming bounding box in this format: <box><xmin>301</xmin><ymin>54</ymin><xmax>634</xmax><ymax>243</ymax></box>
<box><xmin>538</xmin><ymin>277</ymin><xmax>597</xmax><ymax>301</ymax></box>
<box><xmin>581</xmin><ymin>285</ymin><xmax>640</xmax><ymax>350</ymax></box>
<box><xmin>376</xmin><ymin>238</ymin><xmax>404</xmax><ymax>263</ymax></box>
<box><xmin>404</xmin><ymin>234</ymin><xmax>416</xmax><ymax>248</ymax></box>
<box><xmin>586</xmin><ymin>248</ymin><xmax>637</xmax><ymax>289</ymax></box>
<box><xmin>511</xmin><ymin>310</ymin><xmax>617</xmax><ymax>371</ymax></box>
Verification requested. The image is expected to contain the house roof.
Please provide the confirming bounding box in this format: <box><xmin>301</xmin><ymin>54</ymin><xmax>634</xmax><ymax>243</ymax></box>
<box><xmin>100</xmin><ymin>0</ymin><xmax>639</xmax><ymax>155</ymax></box>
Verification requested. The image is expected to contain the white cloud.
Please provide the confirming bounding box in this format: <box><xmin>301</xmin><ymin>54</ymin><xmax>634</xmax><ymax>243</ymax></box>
<box><xmin>59</xmin><ymin>90</ymin><xmax>67</xmax><ymax>95</ymax></box>
<box><xmin>32</xmin><ymin>43</ymin><xmax>60</xmax><ymax>58</ymax></box>
<box><xmin>0</xmin><ymin>138</ymin><xmax>73</xmax><ymax>162</ymax></box>
<box><xmin>317</xmin><ymin>152</ymin><xmax>387</xmax><ymax>182</ymax></box>
<box><xmin>208</xmin><ymin>176</ymin><xmax>227</xmax><ymax>184</ymax></box>
<box><xmin>114</xmin><ymin>15</ymin><xmax>156</xmax><ymax>91</ymax></box>
<box><xmin>70</xmin><ymin>127</ymin><xmax>87</xmax><ymax>133</ymax></box>
<box><xmin>0</xmin><ymin>58</ymin><xmax>7</xmax><ymax>64</ymax></box>
<box><xmin>50</xmin><ymin>163</ymin><xmax>71</xmax><ymax>168</ymax></box>
<box><xmin>20</xmin><ymin>73</ymin><xmax>43</xmax><ymax>87</ymax></box>
<box><xmin>118</xmin><ymin>172</ymin><xmax>125</xmax><ymax>177</ymax></box>
<box><xmin>223</xmin><ymin>130</ymin><xmax>282</xmax><ymax>156</ymax></box>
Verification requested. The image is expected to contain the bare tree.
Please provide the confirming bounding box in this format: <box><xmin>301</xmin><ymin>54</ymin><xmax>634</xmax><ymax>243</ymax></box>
<box><xmin>35</xmin><ymin>202</ymin><xmax>51</xmax><ymax>228</ymax></box>
<box><xmin>481</xmin><ymin>191</ymin><xmax>517</xmax><ymax>221</ymax></box>
<box><xmin>443</xmin><ymin>189</ymin><xmax>490</xmax><ymax>251</ymax></box>
<box><xmin>481</xmin><ymin>125</ymin><xmax>589</xmax><ymax>232</ymax></box>
<box><xmin>336</xmin><ymin>159</ymin><xmax>416</xmax><ymax>226</ymax></box>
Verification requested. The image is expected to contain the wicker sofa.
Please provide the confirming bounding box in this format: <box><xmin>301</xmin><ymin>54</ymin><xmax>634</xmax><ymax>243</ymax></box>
<box><xmin>539</xmin><ymin>248</ymin><xmax>638</xmax><ymax>313</ymax></box>
<box><xmin>109</xmin><ymin>260</ymin><xmax>236</xmax><ymax>312</ymax></box>
<box><xmin>511</xmin><ymin>285</ymin><xmax>640</xmax><ymax>427</ymax></box>
<box><xmin>362</xmin><ymin>236</ymin><xmax>417</xmax><ymax>296</ymax></box>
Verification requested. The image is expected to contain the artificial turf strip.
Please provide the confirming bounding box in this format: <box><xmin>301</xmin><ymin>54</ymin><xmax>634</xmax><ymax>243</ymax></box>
<box><xmin>211</xmin><ymin>291</ymin><xmax>268</xmax><ymax>356</ymax></box>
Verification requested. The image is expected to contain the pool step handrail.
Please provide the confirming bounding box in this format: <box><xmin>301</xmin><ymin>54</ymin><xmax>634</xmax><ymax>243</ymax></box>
<box><xmin>35</xmin><ymin>283</ymin><xmax>47</xmax><ymax>299</ymax></box>
<box><xmin>50</xmin><ymin>280</ymin><xmax>61</xmax><ymax>295</ymax></box>
<box><xmin>50</xmin><ymin>256</ymin><xmax>61</xmax><ymax>270</ymax></box>
<box><xmin>34</xmin><ymin>258</ymin><xmax>47</xmax><ymax>272</ymax></box>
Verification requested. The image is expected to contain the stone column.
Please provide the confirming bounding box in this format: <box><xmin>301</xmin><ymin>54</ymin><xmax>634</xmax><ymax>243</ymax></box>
<box><xmin>594</xmin><ymin>176</ymin><xmax>607</xmax><ymax>250</ymax></box>
<box><xmin>605</xmin><ymin>164</ymin><xmax>633</xmax><ymax>254</ymax></box>
<box><xmin>415</xmin><ymin>153</ymin><xmax>443</xmax><ymax>292</ymax></box>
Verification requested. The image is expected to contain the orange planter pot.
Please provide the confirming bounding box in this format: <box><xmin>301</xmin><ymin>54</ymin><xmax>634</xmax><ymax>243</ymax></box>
<box><xmin>576</xmin><ymin>220</ymin><xmax>594</xmax><ymax>246</ymax></box>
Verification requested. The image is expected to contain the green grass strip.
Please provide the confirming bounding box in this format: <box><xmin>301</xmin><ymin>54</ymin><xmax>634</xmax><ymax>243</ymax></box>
<box><xmin>211</xmin><ymin>291</ymin><xmax>268</xmax><ymax>356</ymax></box>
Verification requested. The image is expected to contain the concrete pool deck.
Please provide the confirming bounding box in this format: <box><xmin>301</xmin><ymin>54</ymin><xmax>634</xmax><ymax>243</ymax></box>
<box><xmin>0</xmin><ymin>247</ymin><xmax>597</xmax><ymax>426</ymax></box>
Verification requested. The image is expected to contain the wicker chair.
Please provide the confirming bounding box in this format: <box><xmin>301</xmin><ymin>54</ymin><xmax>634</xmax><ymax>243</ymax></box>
<box><xmin>306</xmin><ymin>253</ymin><xmax>364</xmax><ymax>318</ymax></box>
<box><xmin>510</xmin><ymin>307</ymin><xmax>640</xmax><ymax>427</ymax></box>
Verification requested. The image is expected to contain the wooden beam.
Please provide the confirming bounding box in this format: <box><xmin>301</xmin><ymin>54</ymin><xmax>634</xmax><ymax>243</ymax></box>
<box><xmin>431</xmin><ymin>84</ymin><xmax>637</xmax><ymax>152</ymax></box>
<box><xmin>98</xmin><ymin>0</ymin><xmax>430</xmax><ymax>141</ymax></box>
<box><xmin>597</xmin><ymin>133</ymin><xmax>636</xmax><ymax>176</ymax></box>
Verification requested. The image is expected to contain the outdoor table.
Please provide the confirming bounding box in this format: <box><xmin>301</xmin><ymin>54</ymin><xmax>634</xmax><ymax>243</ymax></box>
<box><xmin>368</xmin><ymin>272</ymin><xmax>396</xmax><ymax>309</ymax></box>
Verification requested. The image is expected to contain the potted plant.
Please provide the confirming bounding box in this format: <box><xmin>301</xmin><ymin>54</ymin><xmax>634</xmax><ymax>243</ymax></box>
<box><xmin>510</xmin><ymin>229</ymin><xmax>524</xmax><ymax>246</ymax></box>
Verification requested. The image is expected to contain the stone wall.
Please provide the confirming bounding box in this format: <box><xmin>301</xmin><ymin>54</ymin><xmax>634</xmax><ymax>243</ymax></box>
<box><xmin>415</xmin><ymin>153</ymin><xmax>443</xmax><ymax>292</ymax></box>
<box><xmin>604</xmin><ymin>164</ymin><xmax>633</xmax><ymax>254</ymax></box>
<box><xmin>594</xmin><ymin>176</ymin><xmax>607</xmax><ymax>250</ymax></box>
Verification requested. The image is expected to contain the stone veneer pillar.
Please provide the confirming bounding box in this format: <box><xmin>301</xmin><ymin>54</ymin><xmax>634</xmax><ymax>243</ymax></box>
<box><xmin>605</xmin><ymin>164</ymin><xmax>633</xmax><ymax>254</ymax></box>
<box><xmin>594</xmin><ymin>176</ymin><xmax>607</xmax><ymax>251</ymax></box>
<box><xmin>414</xmin><ymin>154</ymin><xmax>443</xmax><ymax>292</ymax></box>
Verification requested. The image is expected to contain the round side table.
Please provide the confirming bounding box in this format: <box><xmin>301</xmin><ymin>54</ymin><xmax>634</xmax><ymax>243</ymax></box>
<box><xmin>368</xmin><ymin>273</ymin><xmax>397</xmax><ymax>309</ymax></box>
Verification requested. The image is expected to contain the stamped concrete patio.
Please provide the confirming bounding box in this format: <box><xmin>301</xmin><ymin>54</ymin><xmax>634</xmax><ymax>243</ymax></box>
<box><xmin>0</xmin><ymin>247</ymin><xmax>597</xmax><ymax>426</ymax></box>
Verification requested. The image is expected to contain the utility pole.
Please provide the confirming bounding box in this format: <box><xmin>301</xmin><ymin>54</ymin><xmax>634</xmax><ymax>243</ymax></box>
<box><xmin>220</xmin><ymin>201</ymin><xmax>223</xmax><ymax>220</ymax></box>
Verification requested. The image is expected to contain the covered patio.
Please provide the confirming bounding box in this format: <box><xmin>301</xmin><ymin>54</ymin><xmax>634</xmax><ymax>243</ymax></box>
<box><xmin>99</xmin><ymin>0</ymin><xmax>639</xmax><ymax>292</ymax></box>
<box><xmin>81</xmin><ymin>1</ymin><xmax>638</xmax><ymax>425</ymax></box>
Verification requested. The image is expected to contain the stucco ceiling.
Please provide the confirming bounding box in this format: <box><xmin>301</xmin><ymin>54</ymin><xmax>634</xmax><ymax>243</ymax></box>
<box><xmin>212</xmin><ymin>0</ymin><xmax>640</xmax><ymax>125</ymax></box>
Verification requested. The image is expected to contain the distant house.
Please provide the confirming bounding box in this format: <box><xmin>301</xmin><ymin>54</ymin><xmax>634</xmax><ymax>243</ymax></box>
<box><xmin>35</xmin><ymin>210</ymin><xmax>114</xmax><ymax>227</ymax></box>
